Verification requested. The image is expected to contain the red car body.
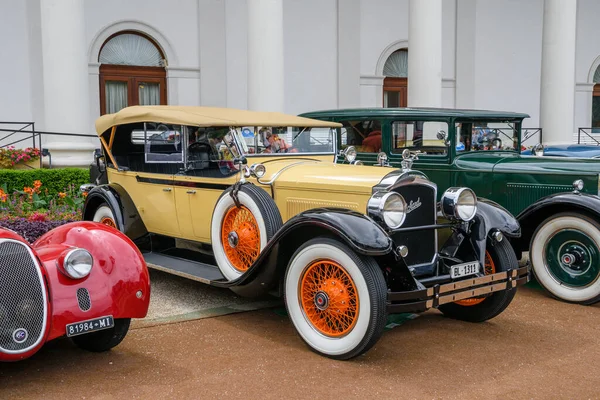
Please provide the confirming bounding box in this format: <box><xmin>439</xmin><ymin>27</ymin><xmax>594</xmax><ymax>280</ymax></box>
<box><xmin>0</xmin><ymin>222</ymin><xmax>150</xmax><ymax>362</ymax></box>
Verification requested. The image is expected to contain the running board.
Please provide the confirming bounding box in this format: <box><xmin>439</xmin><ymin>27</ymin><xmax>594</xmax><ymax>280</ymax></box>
<box><xmin>143</xmin><ymin>252</ymin><xmax>225</xmax><ymax>284</ymax></box>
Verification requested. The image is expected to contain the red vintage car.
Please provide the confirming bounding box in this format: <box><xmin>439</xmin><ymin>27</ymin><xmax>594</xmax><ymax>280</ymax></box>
<box><xmin>0</xmin><ymin>221</ymin><xmax>150</xmax><ymax>362</ymax></box>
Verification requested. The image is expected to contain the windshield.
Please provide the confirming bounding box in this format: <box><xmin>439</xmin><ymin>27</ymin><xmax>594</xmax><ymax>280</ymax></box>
<box><xmin>231</xmin><ymin>126</ymin><xmax>335</xmax><ymax>155</ymax></box>
<box><xmin>455</xmin><ymin>120</ymin><xmax>520</xmax><ymax>152</ymax></box>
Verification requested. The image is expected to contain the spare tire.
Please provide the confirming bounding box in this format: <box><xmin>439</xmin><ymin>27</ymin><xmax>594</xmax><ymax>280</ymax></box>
<box><xmin>211</xmin><ymin>184</ymin><xmax>283</xmax><ymax>280</ymax></box>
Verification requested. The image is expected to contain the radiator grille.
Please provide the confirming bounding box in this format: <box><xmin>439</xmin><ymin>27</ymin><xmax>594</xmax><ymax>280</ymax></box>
<box><xmin>0</xmin><ymin>240</ymin><xmax>47</xmax><ymax>354</ymax></box>
<box><xmin>77</xmin><ymin>288</ymin><xmax>91</xmax><ymax>312</ymax></box>
<box><xmin>391</xmin><ymin>181</ymin><xmax>437</xmax><ymax>266</ymax></box>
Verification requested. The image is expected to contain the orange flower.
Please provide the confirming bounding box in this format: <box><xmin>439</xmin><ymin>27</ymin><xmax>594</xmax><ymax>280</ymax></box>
<box><xmin>0</xmin><ymin>189</ymin><xmax>6</xmax><ymax>202</ymax></box>
<box><xmin>33</xmin><ymin>180</ymin><xmax>42</xmax><ymax>188</ymax></box>
<box><xmin>82</xmin><ymin>191</ymin><xmax>88</xmax><ymax>198</ymax></box>
<box><xmin>58</xmin><ymin>192</ymin><xmax>67</xmax><ymax>199</ymax></box>
<box><xmin>23</xmin><ymin>186</ymin><xmax>33</xmax><ymax>199</ymax></box>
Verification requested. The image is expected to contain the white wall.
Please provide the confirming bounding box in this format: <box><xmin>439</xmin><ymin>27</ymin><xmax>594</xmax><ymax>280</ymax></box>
<box><xmin>575</xmin><ymin>0</ymin><xmax>600</xmax><ymax>132</ymax></box>
<box><xmin>283</xmin><ymin>0</ymin><xmax>338</xmax><ymax>115</ymax></box>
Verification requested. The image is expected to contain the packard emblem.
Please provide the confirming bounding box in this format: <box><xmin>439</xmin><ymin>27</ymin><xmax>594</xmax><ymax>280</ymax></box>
<box><xmin>406</xmin><ymin>198</ymin><xmax>422</xmax><ymax>214</ymax></box>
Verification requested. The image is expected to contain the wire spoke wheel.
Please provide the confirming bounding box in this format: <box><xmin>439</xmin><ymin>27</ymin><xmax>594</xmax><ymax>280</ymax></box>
<box><xmin>300</xmin><ymin>260</ymin><xmax>359</xmax><ymax>337</ymax></box>
<box><xmin>221</xmin><ymin>206</ymin><xmax>261</xmax><ymax>272</ymax></box>
<box><xmin>100</xmin><ymin>217</ymin><xmax>117</xmax><ymax>229</ymax></box>
<box><xmin>454</xmin><ymin>251</ymin><xmax>496</xmax><ymax>307</ymax></box>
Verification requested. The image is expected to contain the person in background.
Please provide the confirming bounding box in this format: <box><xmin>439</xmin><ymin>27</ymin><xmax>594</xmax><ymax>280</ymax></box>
<box><xmin>362</xmin><ymin>121</ymin><xmax>382</xmax><ymax>152</ymax></box>
<box><xmin>260</xmin><ymin>127</ymin><xmax>295</xmax><ymax>153</ymax></box>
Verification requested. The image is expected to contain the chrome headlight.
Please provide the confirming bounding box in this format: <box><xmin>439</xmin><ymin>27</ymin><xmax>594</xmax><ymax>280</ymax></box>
<box><xmin>367</xmin><ymin>192</ymin><xmax>407</xmax><ymax>229</ymax></box>
<box><xmin>250</xmin><ymin>163</ymin><xmax>266</xmax><ymax>178</ymax></box>
<box><xmin>441</xmin><ymin>187</ymin><xmax>477</xmax><ymax>222</ymax></box>
<box><xmin>573</xmin><ymin>179</ymin><xmax>584</xmax><ymax>192</ymax></box>
<box><xmin>60</xmin><ymin>248</ymin><xmax>93</xmax><ymax>279</ymax></box>
<box><xmin>343</xmin><ymin>146</ymin><xmax>357</xmax><ymax>163</ymax></box>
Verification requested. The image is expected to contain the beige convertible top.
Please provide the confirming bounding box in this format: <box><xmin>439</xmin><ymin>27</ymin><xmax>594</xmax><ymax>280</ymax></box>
<box><xmin>95</xmin><ymin>105</ymin><xmax>341</xmax><ymax>135</ymax></box>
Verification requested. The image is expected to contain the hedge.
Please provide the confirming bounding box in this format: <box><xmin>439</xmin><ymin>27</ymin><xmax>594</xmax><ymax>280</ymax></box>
<box><xmin>0</xmin><ymin>168</ymin><xmax>89</xmax><ymax>196</ymax></box>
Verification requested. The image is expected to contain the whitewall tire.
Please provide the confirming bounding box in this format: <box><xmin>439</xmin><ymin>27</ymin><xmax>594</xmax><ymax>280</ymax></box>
<box><xmin>284</xmin><ymin>237</ymin><xmax>387</xmax><ymax>360</ymax></box>
<box><xmin>92</xmin><ymin>205</ymin><xmax>118</xmax><ymax>229</ymax></box>
<box><xmin>211</xmin><ymin>185</ymin><xmax>282</xmax><ymax>281</ymax></box>
<box><xmin>530</xmin><ymin>212</ymin><xmax>600</xmax><ymax>304</ymax></box>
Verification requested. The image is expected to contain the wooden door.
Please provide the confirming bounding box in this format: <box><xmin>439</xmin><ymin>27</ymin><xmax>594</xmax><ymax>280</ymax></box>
<box><xmin>383</xmin><ymin>77</ymin><xmax>407</xmax><ymax>108</ymax></box>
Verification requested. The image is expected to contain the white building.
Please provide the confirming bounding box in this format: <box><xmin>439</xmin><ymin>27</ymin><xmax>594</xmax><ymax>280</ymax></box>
<box><xmin>2</xmin><ymin>0</ymin><xmax>599</xmax><ymax>166</ymax></box>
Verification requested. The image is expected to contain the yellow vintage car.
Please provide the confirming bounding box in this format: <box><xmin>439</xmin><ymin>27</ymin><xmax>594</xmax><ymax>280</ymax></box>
<box><xmin>82</xmin><ymin>106</ymin><xmax>529</xmax><ymax>360</ymax></box>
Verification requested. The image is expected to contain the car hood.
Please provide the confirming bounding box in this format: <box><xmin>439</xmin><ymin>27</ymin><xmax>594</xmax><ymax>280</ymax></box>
<box><xmin>455</xmin><ymin>151</ymin><xmax>600</xmax><ymax>176</ymax></box>
<box><xmin>261</xmin><ymin>159</ymin><xmax>395</xmax><ymax>194</ymax></box>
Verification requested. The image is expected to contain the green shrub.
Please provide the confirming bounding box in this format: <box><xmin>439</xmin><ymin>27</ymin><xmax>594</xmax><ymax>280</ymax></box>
<box><xmin>0</xmin><ymin>168</ymin><xmax>89</xmax><ymax>197</ymax></box>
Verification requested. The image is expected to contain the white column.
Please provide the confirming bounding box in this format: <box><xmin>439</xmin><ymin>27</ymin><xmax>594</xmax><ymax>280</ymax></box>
<box><xmin>247</xmin><ymin>0</ymin><xmax>284</xmax><ymax>112</ymax></box>
<box><xmin>407</xmin><ymin>0</ymin><xmax>442</xmax><ymax>108</ymax></box>
<box><xmin>40</xmin><ymin>0</ymin><xmax>96</xmax><ymax>167</ymax></box>
<box><xmin>539</xmin><ymin>0</ymin><xmax>577</xmax><ymax>145</ymax></box>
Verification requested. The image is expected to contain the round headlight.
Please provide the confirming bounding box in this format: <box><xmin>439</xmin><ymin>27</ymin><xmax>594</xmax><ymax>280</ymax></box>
<box><xmin>251</xmin><ymin>163</ymin><xmax>266</xmax><ymax>178</ymax></box>
<box><xmin>377</xmin><ymin>152</ymin><xmax>388</xmax><ymax>166</ymax></box>
<box><xmin>62</xmin><ymin>249</ymin><xmax>93</xmax><ymax>279</ymax></box>
<box><xmin>573</xmin><ymin>179</ymin><xmax>584</xmax><ymax>192</ymax></box>
<box><xmin>368</xmin><ymin>191</ymin><xmax>407</xmax><ymax>229</ymax></box>
<box><xmin>441</xmin><ymin>187</ymin><xmax>477</xmax><ymax>222</ymax></box>
<box><xmin>344</xmin><ymin>146</ymin><xmax>357</xmax><ymax>163</ymax></box>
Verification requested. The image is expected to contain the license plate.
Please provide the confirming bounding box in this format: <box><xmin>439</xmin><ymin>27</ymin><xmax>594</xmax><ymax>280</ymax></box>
<box><xmin>450</xmin><ymin>261</ymin><xmax>481</xmax><ymax>279</ymax></box>
<box><xmin>66</xmin><ymin>316</ymin><xmax>114</xmax><ymax>337</ymax></box>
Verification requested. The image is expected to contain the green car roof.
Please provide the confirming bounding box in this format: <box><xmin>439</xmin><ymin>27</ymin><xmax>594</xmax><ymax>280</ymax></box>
<box><xmin>301</xmin><ymin>107</ymin><xmax>530</xmax><ymax>120</ymax></box>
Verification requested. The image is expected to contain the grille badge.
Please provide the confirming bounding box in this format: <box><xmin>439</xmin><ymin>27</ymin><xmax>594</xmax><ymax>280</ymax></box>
<box><xmin>12</xmin><ymin>329</ymin><xmax>28</xmax><ymax>344</ymax></box>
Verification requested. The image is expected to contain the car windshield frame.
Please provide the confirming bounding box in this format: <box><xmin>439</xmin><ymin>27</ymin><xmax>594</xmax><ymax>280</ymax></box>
<box><xmin>229</xmin><ymin>126</ymin><xmax>337</xmax><ymax>157</ymax></box>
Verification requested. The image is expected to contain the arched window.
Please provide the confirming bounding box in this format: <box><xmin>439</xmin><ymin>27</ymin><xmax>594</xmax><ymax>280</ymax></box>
<box><xmin>593</xmin><ymin>65</ymin><xmax>600</xmax><ymax>129</ymax></box>
<box><xmin>383</xmin><ymin>49</ymin><xmax>408</xmax><ymax>108</ymax></box>
<box><xmin>99</xmin><ymin>31</ymin><xmax>167</xmax><ymax>115</ymax></box>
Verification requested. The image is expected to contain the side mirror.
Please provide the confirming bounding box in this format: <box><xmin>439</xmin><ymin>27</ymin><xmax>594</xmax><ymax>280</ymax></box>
<box><xmin>436</xmin><ymin>130</ymin><xmax>447</xmax><ymax>141</ymax></box>
<box><xmin>532</xmin><ymin>143</ymin><xmax>544</xmax><ymax>157</ymax></box>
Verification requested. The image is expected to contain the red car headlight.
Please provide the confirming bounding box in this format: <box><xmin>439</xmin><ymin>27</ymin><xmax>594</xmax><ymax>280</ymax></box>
<box><xmin>58</xmin><ymin>248</ymin><xmax>94</xmax><ymax>279</ymax></box>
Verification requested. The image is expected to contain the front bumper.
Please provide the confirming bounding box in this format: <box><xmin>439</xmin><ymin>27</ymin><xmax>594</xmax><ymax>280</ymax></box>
<box><xmin>387</xmin><ymin>266</ymin><xmax>530</xmax><ymax>314</ymax></box>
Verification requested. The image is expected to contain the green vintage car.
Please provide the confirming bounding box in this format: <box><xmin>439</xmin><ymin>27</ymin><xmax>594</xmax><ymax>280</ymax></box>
<box><xmin>301</xmin><ymin>108</ymin><xmax>600</xmax><ymax>305</ymax></box>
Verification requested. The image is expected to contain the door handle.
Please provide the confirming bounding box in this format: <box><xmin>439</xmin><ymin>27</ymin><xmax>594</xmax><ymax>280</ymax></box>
<box><xmin>186</xmin><ymin>190</ymin><xmax>196</xmax><ymax>194</ymax></box>
<box><xmin>162</xmin><ymin>187</ymin><xmax>172</xmax><ymax>192</ymax></box>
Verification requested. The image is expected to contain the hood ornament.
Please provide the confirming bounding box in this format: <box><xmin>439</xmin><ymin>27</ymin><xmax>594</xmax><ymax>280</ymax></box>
<box><xmin>401</xmin><ymin>149</ymin><xmax>420</xmax><ymax>172</ymax></box>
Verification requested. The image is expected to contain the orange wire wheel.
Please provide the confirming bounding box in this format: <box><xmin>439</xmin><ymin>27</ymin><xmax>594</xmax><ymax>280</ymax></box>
<box><xmin>299</xmin><ymin>259</ymin><xmax>359</xmax><ymax>337</ymax></box>
<box><xmin>455</xmin><ymin>251</ymin><xmax>496</xmax><ymax>307</ymax></box>
<box><xmin>221</xmin><ymin>206</ymin><xmax>261</xmax><ymax>272</ymax></box>
<box><xmin>100</xmin><ymin>217</ymin><xmax>117</xmax><ymax>229</ymax></box>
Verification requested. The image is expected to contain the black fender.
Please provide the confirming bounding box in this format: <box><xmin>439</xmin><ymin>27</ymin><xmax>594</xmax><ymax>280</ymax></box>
<box><xmin>215</xmin><ymin>208</ymin><xmax>395</xmax><ymax>295</ymax></box>
<box><xmin>468</xmin><ymin>198</ymin><xmax>521</xmax><ymax>265</ymax></box>
<box><xmin>82</xmin><ymin>184</ymin><xmax>148</xmax><ymax>241</ymax></box>
<box><xmin>514</xmin><ymin>191</ymin><xmax>600</xmax><ymax>255</ymax></box>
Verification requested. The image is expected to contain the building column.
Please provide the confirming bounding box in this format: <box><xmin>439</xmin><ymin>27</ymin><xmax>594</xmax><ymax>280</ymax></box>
<box><xmin>407</xmin><ymin>0</ymin><xmax>442</xmax><ymax>108</ymax></box>
<box><xmin>539</xmin><ymin>0</ymin><xmax>577</xmax><ymax>145</ymax></box>
<box><xmin>40</xmin><ymin>0</ymin><xmax>96</xmax><ymax>167</ymax></box>
<box><xmin>247</xmin><ymin>0</ymin><xmax>284</xmax><ymax>112</ymax></box>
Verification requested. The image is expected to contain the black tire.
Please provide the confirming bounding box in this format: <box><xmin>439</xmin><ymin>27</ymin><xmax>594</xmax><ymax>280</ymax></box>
<box><xmin>529</xmin><ymin>212</ymin><xmax>600</xmax><ymax>305</ymax></box>
<box><xmin>283</xmin><ymin>237</ymin><xmax>387</xmax><ymax>360</ymax></box>
<box><xmin>71</xmin><ymin>318</ymin><xmax>131</xmax><ymax>352</ymax></box>
<box><xmin>211</xmin><ymin>184</ymin><xmax>283</xmax><ymax>280</ymax></box>
<box><xmin>438</xmin><ymin>237</ymin><xmax>518</xmax><ymax>322</ymax></box>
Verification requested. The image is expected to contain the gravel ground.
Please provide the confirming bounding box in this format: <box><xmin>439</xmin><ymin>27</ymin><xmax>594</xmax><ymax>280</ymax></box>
<box><xmin>2</xmin><ymin>285</ymin><xmax>600</xmax><ymax>399</ymax></box>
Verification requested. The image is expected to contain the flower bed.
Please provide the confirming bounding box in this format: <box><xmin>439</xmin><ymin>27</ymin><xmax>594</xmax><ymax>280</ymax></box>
<box><xmin>0</xmin><ymin>180</ymin><xmax>86</xmax><ymax>242</ymax></box>
<box><xmin>0</xmin><ymin>146</ymin><xmax>41</xmax><ymax>169</ymax></box>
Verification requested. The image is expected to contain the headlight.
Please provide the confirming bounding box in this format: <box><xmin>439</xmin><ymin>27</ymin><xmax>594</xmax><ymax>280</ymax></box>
<box><xmin>250</xmin><ymin>163</ymin><xmax>266</xmax><ymax>178</ymax></box>
<box><xmin>573</xmin><ymin>179</ymin><xmax>584</xmax><ymax>192</ymax></box>
<box><xmin>441</xmin><ymin>187</ymin><xmax>477</xmax><ymax>222</ymax></box>
<box><xmin>367</xmin><ymin>192</ymin><xmax>407</xmax><ymax>229</ymax></box>
<box><xmin>344</xmin><ymin>146</ymin><xmax>357</xmax><ymax>163</ymax></box>
<box><xmin>60</xmin><ymin>248</ymin><xmax>93</xmax><ymax>279</ymax></box>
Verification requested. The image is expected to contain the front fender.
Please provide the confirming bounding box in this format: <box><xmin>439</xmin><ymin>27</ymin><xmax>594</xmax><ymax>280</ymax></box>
<box><xmin>82</xmin><ymin>184</ymin><xmax>147</xmax><ymax>240</ymax></box>
<box><xmin>215</xmin><ymin>208</ymin><xmax>393</xmax><ymax>295</ymax></box>
<box><xmin>468</xmin><ymin>198</ymin><xmax>521</xmax><ymax>265</ymax></box>
<box><xmin>515</xmin><ymin>191</ymin><xmax>600</xmax><ymax>255</ymax></box>
<box><xmin>33</xmin><ymin>222</ymin><xmax>150</xmax><ymax>341</ymax></box>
